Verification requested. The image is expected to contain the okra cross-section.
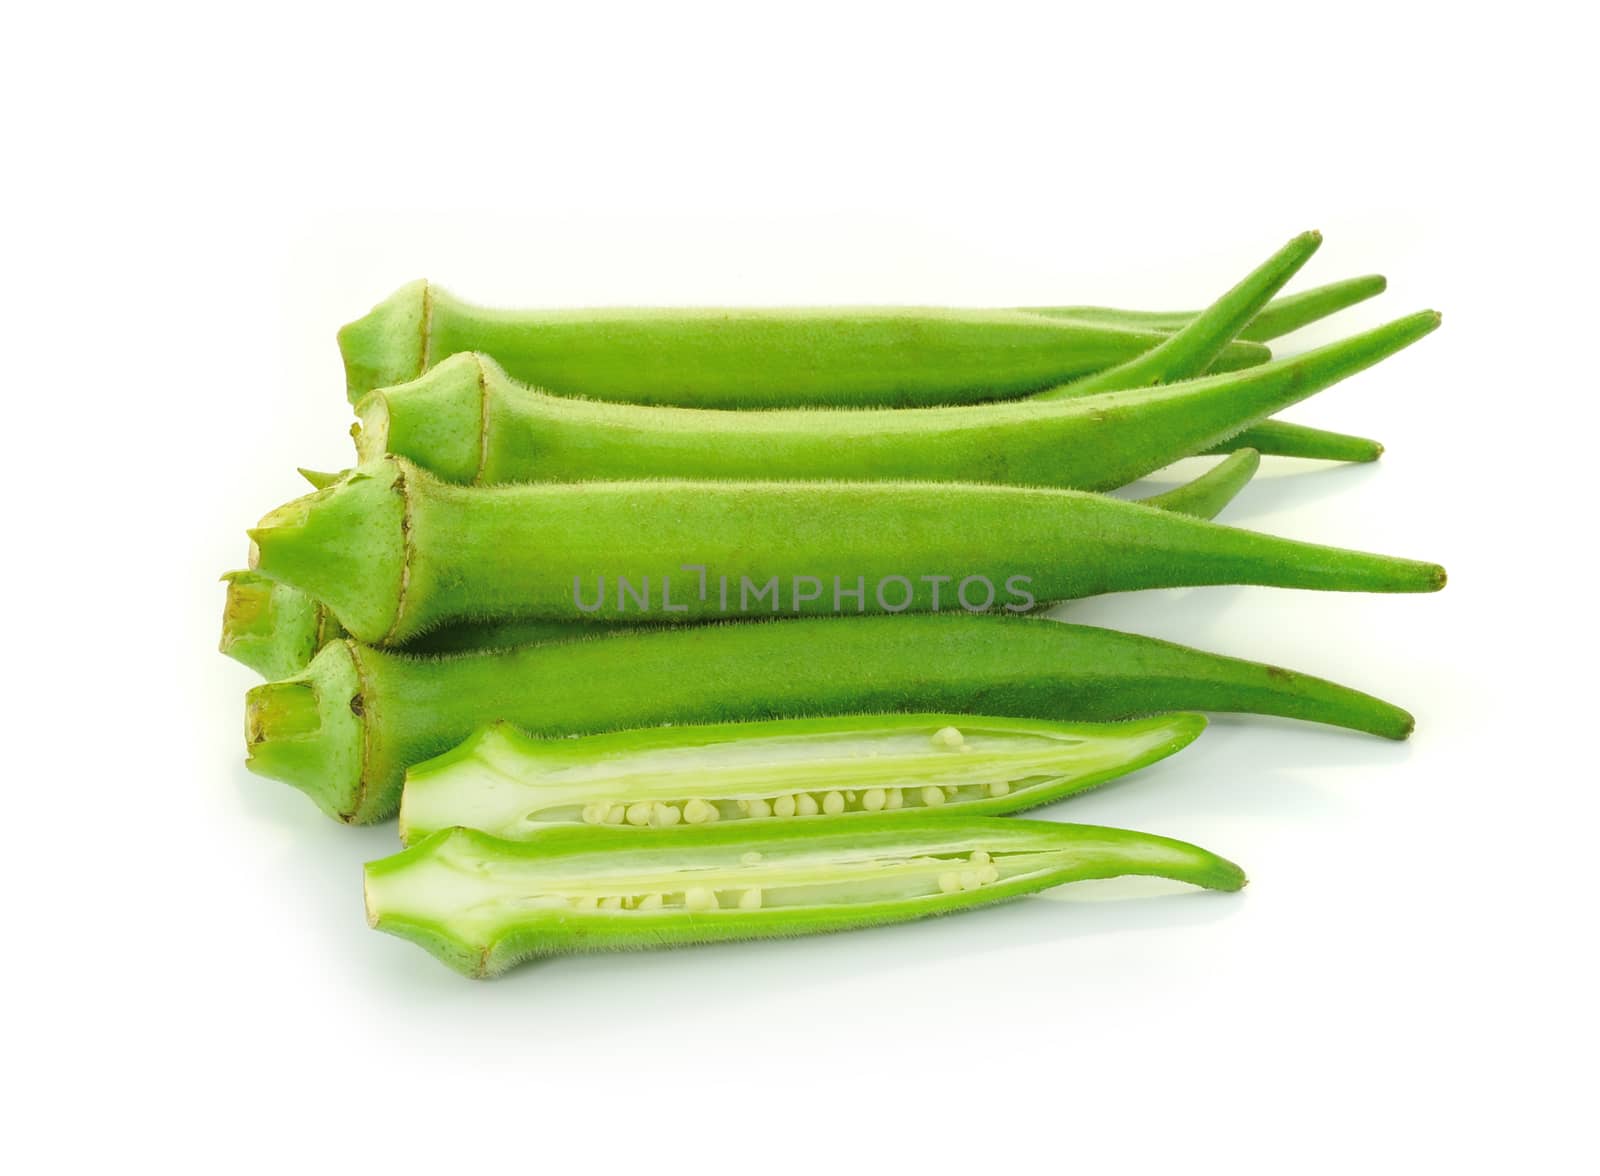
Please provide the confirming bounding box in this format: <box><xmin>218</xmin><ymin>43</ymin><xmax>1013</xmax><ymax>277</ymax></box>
<box><xmin>397</xmin><ymin>712</ymin><xmax>1208</xmax><ymax>844</ymax></box>
<box><xmin>364</xmin><ymin>817</ymin><xmax>1247</xmax><ymax>977</ymax></box>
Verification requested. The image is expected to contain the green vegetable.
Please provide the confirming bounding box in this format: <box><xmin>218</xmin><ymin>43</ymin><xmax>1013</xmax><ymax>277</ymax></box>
<box><xmin>364</xmin><ymin>816</ymin><xmax>1247</xmax><ymax>977</ymax></box>
<box><xmin>338</xmin><ymin>287</ymin><xmax>1273</xmax><ymax>408</ymax></box>
<box><xmin>1201</xmin><ymin>420</ymin><xmax>1382</xmax><ymax>463</ymax></box>
<box><xmin>248</xmin><ymin>453</ymin><xmax>1442</xmax><ymax>645</ymax></box>
<box><xmin>221</xmin><ymin>450</ymin><xmax>1261</xmax><ymax>678</ymax></box>
<box><xmin>348</xmin><ymin>309</ymin><xmax>1430</xmax><ymax>493</ymax></box>
<box><xmin>1020</xmin><ymin>274</ymin><xmax>1388</xmax><ymax>342</ymax></box>
<box><xmin>245</xmin><ymin>614</ymin><xmax>1417</xmax><ymax>824</ymax></box>
<box><xmin>397</xmin><ymin>712</ymin><xmax>1208</xmax><ymax>844</ymax></box>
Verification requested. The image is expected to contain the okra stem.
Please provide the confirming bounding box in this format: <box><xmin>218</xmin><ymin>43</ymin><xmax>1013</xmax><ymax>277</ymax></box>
<box><xmin>350</xmin><ymin>311</ymin><xmax>1433</xmax><ymax>498</ymax></box>
<box><xmin>365</xmin><ymin>817</ymin><xmax>1246</xmax><ymax>977</ymax></box>
<box><xmin>1020</xmin><ymin>274</ymin><xmax>1389</xmax><ymax>342</ymax></box>
<box><xmin>338</xmin><ymin>283</ymin><xmax>1270</xmax><ymax>408</ymax></box>
<box><xmin>246</xmin><ymin>615</ymin><xmax>1417</xmax><ymax>823</ymax></box>
<box><xmin>396</xmin><ymin>712</ymin><xmax>1209</xmax><ymax>844</ymax></box>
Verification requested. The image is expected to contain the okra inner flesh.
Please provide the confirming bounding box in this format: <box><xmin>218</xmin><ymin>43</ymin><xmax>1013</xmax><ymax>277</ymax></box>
<box><xmin>365</xmin><ymin>818</ymin><xmax>1247</xmax><ymax>977</ymax></box>
<box><xmin>398</xmin><ymin>713</ymin><xmax>1206</xmax><ymax>844</ymax></box>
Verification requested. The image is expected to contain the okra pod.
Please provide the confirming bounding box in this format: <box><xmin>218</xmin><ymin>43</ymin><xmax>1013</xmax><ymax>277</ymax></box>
<box><xmin>245</xmin><ymin>615</ymin><xmax>1417</xmax><ymax>824</ymax></box>
<box><xmin>222</xmin><ymin>451</ymin><xmax>1263</xmax><ymax>678</ymax></box>
<box><xmin>248</xmin><ymin>453</ymin><xmax>1442</xmax><ymax>645</ymax></box>
<box><xmin>364</xmin><ymin>818</ymin><xmax>1247</xmax><ymax>977</ymax></box>
<box><xmin>349</xmin><ymin>310</ymin><xmax>1431</xmax><ymax>494</ymax></box>
<box><xmin>397</xmin><ymin>712</ymin><xmax>1208</xmax><ymax>844</ymax></box>
<box><xmin>338</xmin><ymin>284</ymin><xmax>1272</xmax><ymax>407</ymax></box>
<box><xmin>1020</xmin><ymin>274</ymin><xmax>1388</xmax><ymax>342</ymax></box>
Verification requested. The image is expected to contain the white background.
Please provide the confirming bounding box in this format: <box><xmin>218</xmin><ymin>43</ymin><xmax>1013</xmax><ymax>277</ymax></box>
<box><xmin>4</xmin><ymin>2</ymin><xmax>1595</xmax><ymax>1172</ymax></box>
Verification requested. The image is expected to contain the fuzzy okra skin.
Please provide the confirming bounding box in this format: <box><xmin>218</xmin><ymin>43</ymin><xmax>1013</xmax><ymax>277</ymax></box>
<box><xmin>1021</xmin><ymin>274</ymin><xmax>1389</xmax><ymax>342</ymax></box>
<box><xmin>248</xmin><ymin>452</ymin><xmax>1443</xmax><ymax>644</ymax></box>
<box><xmin>221</xmin><ymin>451</ymin><xmax>1262</xmax><ymax>679</ymax></box>
<box><xmin>366</xmin><ymin>817</ymin><xmax>1246</xmax><ymax>977</ymax></box>
<box><xmin>350</xmin><ymin>310</ymin><xmax>1433</xmax><ymax>496</ymax></box>
<box><xmin>245</xmin><ymin>614</ymin><xmax>1417</xmax><ymax>824</ymax></box>
<box><xmin>338</xmin><ymin>282</ymin><xmax>1272</xmax><ymax>408</ymax></box>
<box><xmin>397</xmin><ymin>712</ymin><xmax>1208</xmax><ymax>844</ymax></box>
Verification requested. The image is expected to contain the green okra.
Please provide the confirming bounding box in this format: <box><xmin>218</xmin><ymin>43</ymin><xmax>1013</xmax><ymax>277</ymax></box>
<box><xmin>338</xmin><ymin>284</ymin><xmax>1273</xmax><ymax>408</ymax></box>
<box><xmin>347</xmin><ymin>309</ymin><xmax>1432</xmax><ymax>500</ymax></box>
<box><xmin>365</xmin><ymin>817</ymin><xmax>1247</xmax><ymax>977</ymax></box>
<box><xmin>1200</xmin><ymin>420</ymin><xmax>1382</xmax><ymax>463</ymax></box>
<box><xmin>221</xmin><ymin>450</ymin><xmax>1261</xmax><ymax>678</ymax></box>
<box><xmin>245</xmin><ymin>614</ymin><xmax>1418</xmax><ymax>824</ymax></box>
<box><xmin>1020</xmin><ymin>273</ymin><xmax>1389</xmax><ymax>342</ymax></box>
<box><xmin>248</xmin><ymin>453</ymin><xmax>1443</xmax><ymax>645</ymax></box>
<box><xmin>397</xmin><ymin>712</ymin><xmax>1208</xmax><ymax>844</ymax></box>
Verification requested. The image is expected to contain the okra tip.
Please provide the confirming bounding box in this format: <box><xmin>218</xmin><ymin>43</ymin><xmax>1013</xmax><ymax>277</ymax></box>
<box><xmin>339</xmin><ymin>279</ymin><xmax>430</xmax><ymax>403</ymax></box>
<box><xmin>353</xmin><ymin>353</ymin><xmax>489</xmax><ymax>483</ymax></box>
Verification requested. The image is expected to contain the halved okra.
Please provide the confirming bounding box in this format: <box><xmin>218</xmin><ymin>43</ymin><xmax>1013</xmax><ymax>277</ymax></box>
<box><xmin>364</xmin><ymin>816</ymin><xmax>1247</xmax><ymax>977</ymax></box>
<box><xmin>397</xmin><ymin>712</ymin><xmax>1209</xmax><ymax>844</ymax></box>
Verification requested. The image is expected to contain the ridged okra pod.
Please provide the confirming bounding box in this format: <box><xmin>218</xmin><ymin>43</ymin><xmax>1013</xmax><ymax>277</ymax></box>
<box><xmin>351</xmin><ymin>311</ymin><xmax>1433</xmax><ymax>491</ymax></box>
<box><xmin>338</xmin><ymin>284</ymin><xmax>1273</xmax><ymax>407</ymax></box>
<box><xmin>397</xmin><ymin>713</ymin><xmax>1209</xmax><ymax>843</ymax></box>
<box><xmin>245</xmin><ymin>614</ymin><xmax>1418</xmax><ymax>824</ymax></box>
<box><xmin>248</xmin><ymin>453</ymin><xmax>1443</xmax><ymax>644</ymax></box>
<box><xmin>222</xmin><ymin>450</ymin><xmax>1261</xmax><ymax>678</ymax></box>
<box><xmin>365</xmin><ymin>817</ymin><xmax>1247</xmax><ymax>977</ymax></box>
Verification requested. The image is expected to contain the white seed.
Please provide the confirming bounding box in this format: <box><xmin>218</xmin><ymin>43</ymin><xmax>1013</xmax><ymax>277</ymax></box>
<box><xmin>932</xmin><ymin>726</ymin><xmax>965</xmax><ymax>748</ymax></box>
<box><xmin>822</xmin><ymin>791</ymin><xmax>845</xmax><ymax>815</ymax></box>
<box><xmin>739</xmin><ymin>889</ymin><xmax>763</xmax><ymax>910</ymax></box>
<box><xmin>972</xmin><ymin>850</ymin><xmax>991</xmax><ymax>863</ymax></box>
<box><xmin>921</xmin><ymin>786</ymin><xmax>947</xmax><ymax>807</ymax></box>
<box><xmin>652</xmin><ymin>803</ymin><xmax>681</xmax><ymax>827</ymax></box>
<box><xmin>599</xmin><ymin>896</ymin><xmax>622</xmax><ymax>911</ymax></box>
<box><xmin>745</xmin><ymin>797</ymin><xmax>771</xmax><ymax>819</ymax></box>
<box><xmin>886</xmin><ymin>788</ymin><xmax>903</xmax><ymax>809</ymax></box>
<box><xmin>862</xmin><ymin>788</ymin><xmax>887</xmax><ymax>811</ymax></box>
<box><xmin>626</xmin><ymin>801</ymin><xmax>653</xmax><ymax>827</ymax></box>
<box><xmin>605</xmin><ymin>804</ymin><xmax>626</xmax><ymax>825</ymax></box>
<box><xmin>797</xmin><ymin>793</ymin><xmax>820</xmax><ymax>816</ymax></box>
<box><xmin>684</xmin><ymin>887</ymin><xmax>719</xmax><ymax>911</ymax></box>
<box><xmin>980</xmin><ymin>865</ymin><xmax>1000</xmax><ymax>884</ymax></box>
<box><xmin>773</xmin><ymin>794</ymin><xmax>797</xmax><ymax>818</ymax></box>
<box><xmin>959</xmin><ymin>869</ymin><xmax>981</xmax><ymax>890</ymax></box>
<box><xmin>987</xmin><ymin>780</ymin><xmax>1011</xmax><ymax>797</ymax></box>
<box><xmin>740</xmin><ymin>851</ymin><xmax>764</xmax><ymax>865</ymax></box>
<box><xmin>581</xmin><ymin>802</ymin><xmax>607</xmax><ymax>824</ymax></box>
<box><xmin>683</xmin><ymin>799</ymin><xmax>716</xmax><ymax>824</ymax></box>
<box><xmin>638</xmin><ymin>894</ymin><xmax>664</xmax><ymax>911</ymax></box>
<box><xmin>938</xmin><ymin>872</ymin><xmax>962</xmax><ymax>894</ymax></box>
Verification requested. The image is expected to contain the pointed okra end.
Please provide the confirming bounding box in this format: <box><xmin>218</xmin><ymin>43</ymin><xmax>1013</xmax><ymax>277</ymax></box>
<box><xmin>219</xmin><ymin>571</ymin><xmax>332</xmax><ymax>680</ymax></box>
<box><xmin>1242</xmin><ymin>274</ymin><xmax>1389</xmax><ymax>342</ymax></box>
<box><xmin>338</xmin><ymin>279</ymin><xmax>431</xmax><ymax>404</ymax></box>
<box><xmin>353</xmin><ymin>352</ymin><xmax>489</xmax><ymax>483</ymax></box>
<box><xmin>1140</xmin><ymin>449</ymin><xmax>1261</xmax><ymax>520</ymax></box>
<box><xmin>244</xmin><ymin>640</ymin><xmax>369</xmax><ymax>823</ymax></box>
<box><xmin>297</xmin><ymin>467</ymin><xmax>347</xmax><ymax>490</ymax></box>
<box><xmin>247</xmin><ymin>459</ymin><xmax>409</xmax><ymax>644</ymax></box>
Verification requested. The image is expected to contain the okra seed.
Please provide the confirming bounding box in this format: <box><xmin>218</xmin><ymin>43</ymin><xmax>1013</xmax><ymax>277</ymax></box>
<box><xmin>922</xmin><ymin>786</ymin><xmax>947</xmax><ymax>807</ymax></box>
<box><xmin>959</xmin><ymin>870</ymin><xmax>981</xmax><ymax>889</ymax></box>
<box><xmin>823</xmin><ymin>791</ymin><xmax>845</xmax><ymax>815</ymax></box>
<box><xmin>886</xmin><ymin>789</ymin><xmax>904</xmax><ymax>809</ymax></box>
<box><xmin>684</xmin><ymin>887</ymin><xmax>719</xmax><ymax>911</ymax></box>
<box><xmin>981</xmin><ymin>866</ymin><xmax>1000</xmax><ymax>884</ymax></box>
<box><xmin>938</xmin><ymin>873</ymin><xmax>962</xmax><ymax>894</ymax></box>
<box><xmin>796</xmin><ymin>793</ymin><xmax>820</xmax><ymax>816</ymax></box>
<box><xmin>932</xmin><ymin>726</ymin><xmax>965</xmax><ymax>749</ymax></box>
<box><xmin>987</xmin><ymin>780</ymin><xmax>1011</xmax><ymax>797</ymax></box>
<box><xmin>862</xmin><ymin>788</ymin><xmax>887</xmax><ymax>811</ymax></box>
<box><xmin>605</xmin><ymin>804</ymin><xmax>626</xmax><ymax>824</ymax></box>
<box><xmin>972</xmin><ymin>850</ymin><xmax>991</xmax><ymax>863</ymax></box>
<box><xmin>581</xmin><ymin>802</ymin><xmax>607</xmax><ymax>824</ymax></box>
<box><xmin>683</xmin><ymin>799</ymin><xmax>716</xmax><ymax>824</ymax></box>
<box><xmin>626</xmin><ymin>802</ymin><xmax>652</xmax><ymax>827</ymax></box>
<box><xmin>745</xmin><ymin>797</ymin><xmax>771</xmax><ymax>819</ymax></box>
<box><xmin>652</xmin><ymin>803</ymin><xmax>681</xmax><ymax>827</ymax></box>
<box><xmin>773</xmin><ymin>795</ymin><xmax>797</xmax><ymax>818</ymax></box>
<box><xmin>739</xmin><ymin>889</ymin><xmax>763</xmax><ymax>910</ymax></box>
